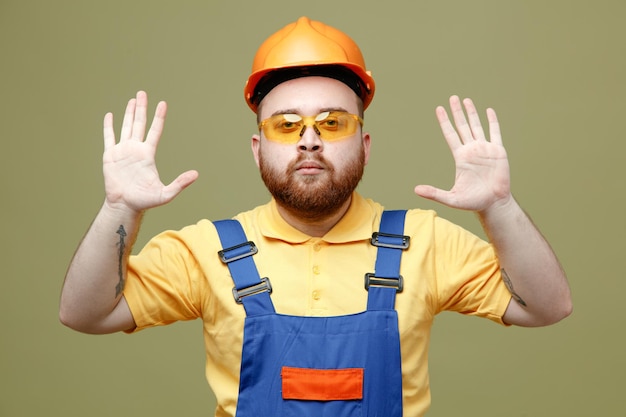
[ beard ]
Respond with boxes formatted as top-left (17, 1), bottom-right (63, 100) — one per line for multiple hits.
top-left (259, 145), bottom-right (366, 220)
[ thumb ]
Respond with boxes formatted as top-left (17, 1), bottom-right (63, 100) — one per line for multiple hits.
top-left (414, 184), bottom-right (454, 206)
top-left (161, 170), bottom-right (199, 202)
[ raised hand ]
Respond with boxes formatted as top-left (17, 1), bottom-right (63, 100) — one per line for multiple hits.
top-left (414, 95), bottom-right (511, 213)
top-left (102, 91), bottom-right (198, 213)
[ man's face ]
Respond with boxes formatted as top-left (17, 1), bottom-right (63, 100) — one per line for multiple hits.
top-left (251, 76), bottom-right (371, 220)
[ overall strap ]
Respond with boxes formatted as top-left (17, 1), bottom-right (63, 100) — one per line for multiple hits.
top-left (366, 210), bottom-right (410, 311)
top-left (213, 219), bottom-right (275, 316)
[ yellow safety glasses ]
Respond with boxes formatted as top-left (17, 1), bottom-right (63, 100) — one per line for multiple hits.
top-left (258, 111), bottom-right (363, 144)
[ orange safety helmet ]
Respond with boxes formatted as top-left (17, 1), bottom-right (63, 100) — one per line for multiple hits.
top-left (244, 16), bottom-right (375, 113)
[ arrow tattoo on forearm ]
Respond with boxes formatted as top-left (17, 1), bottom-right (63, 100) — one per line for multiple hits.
top-left (115, 225), bottom-right (127, 297)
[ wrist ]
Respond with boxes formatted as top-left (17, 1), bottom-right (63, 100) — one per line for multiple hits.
top-left (102, 198), bottom-right (145, 220)
top-left (477, 194), bottom-right (517, 223)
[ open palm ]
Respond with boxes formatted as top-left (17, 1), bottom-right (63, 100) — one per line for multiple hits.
top-left (102, 91), bottom-right (198, 212)
top-left (415, 96), bottom-right (511, 213)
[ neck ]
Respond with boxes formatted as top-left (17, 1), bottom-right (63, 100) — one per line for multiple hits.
top-left (275, 195), bottom-right (352, 237)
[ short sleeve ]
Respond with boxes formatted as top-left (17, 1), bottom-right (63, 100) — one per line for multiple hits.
top-left (124, 229), bottom-right (204, 332)
top-left (433, 217), bottom-right (512, 325)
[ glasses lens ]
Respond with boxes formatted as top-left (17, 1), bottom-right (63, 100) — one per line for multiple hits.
top-left (260, 111), bottom-right (361, 143)
top-left (261, 114), bottom-right (303, 143)
top-left (315, 111), bottom-right (359, 141)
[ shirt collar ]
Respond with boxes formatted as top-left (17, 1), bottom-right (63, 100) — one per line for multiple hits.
top-left (258, 192), bottom-right (375, 244)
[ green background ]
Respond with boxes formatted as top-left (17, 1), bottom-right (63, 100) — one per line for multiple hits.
top-left (1, 0), bottom-right (623, 415)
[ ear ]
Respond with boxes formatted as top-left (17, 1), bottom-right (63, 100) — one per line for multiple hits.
top-left (251, 134), bottom-right (261, 167)
top-left (362, 132), bottom-right (371, 165)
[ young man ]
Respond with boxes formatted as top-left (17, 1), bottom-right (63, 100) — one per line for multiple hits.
top-left (60, 16), bottom-right (572, 417)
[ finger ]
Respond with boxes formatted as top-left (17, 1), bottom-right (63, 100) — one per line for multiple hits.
top-left (131, 91), bottom-right (148, 141)
top-left (414, 184), bottom-right (457, 207)
top-left (449, 95), bottom-right (474, 143)
top-left (463, 98), bottom-right (486, 141)
top-left (145, 101), bottom-right (168, 147)
top-left (103, 112), bottom-right (116, 150)
top-left (161, 170), bottom-right (199, 203)
top-left (119, 98), bottom-right (136, 141)
top-left (487, 108), bottom-right (503, 146)
top-left (435, 105), bottom-right (462, 152)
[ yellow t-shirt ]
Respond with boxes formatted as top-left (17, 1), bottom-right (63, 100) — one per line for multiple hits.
top-left (125, 192), bottom-right (511, 417)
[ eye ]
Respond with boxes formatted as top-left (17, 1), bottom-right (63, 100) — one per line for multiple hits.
top-left (319, 118), bottom-right (338, 128)
top-left (279, 121), bottom-right (297, 130)
top-left (276, 114), bottom-right (302, 132)
top-left (317, 114), bottom-right (343, 131)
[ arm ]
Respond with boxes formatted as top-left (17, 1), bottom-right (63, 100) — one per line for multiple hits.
top-left (59, 91), bottom-right (198, 334)
top-left (414, 96), bottom-right (572, 327)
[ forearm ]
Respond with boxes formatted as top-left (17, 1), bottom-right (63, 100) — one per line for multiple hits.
top-left (478, 196), bottom-right (572, 326)
top-left (60, 202), bottom-right (142, 333)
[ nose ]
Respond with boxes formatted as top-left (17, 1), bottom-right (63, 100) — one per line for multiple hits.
top-left (297, 124), bottom-right (324, 152)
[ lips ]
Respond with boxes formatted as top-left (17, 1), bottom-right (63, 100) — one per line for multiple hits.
top-left (295, 159), bottom-right (325, 174)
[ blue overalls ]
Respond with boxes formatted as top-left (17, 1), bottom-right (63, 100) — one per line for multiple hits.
top-left (214, 210), bottom-right (409, 417)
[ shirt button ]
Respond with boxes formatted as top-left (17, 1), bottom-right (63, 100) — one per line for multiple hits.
top-left (312, 265), bottom-right (320, 275)
top-left (313, 243), bottom-right (322, 252)
top-left (312, 291), bottom-right (321, 300)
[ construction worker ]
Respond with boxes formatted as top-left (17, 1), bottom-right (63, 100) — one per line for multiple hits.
top-left (60, 16), bottom-right (572, 416)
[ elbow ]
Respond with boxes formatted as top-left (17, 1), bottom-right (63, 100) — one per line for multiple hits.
top-left (555, 296), bottom-right (574, 323)
top-left (538, 295), bottom-right (574, 327)
top-left (58, 289), bottom-right (101, 334)
top-left (508, 293), bottom-right (573, 327)
top-left (59, 296), bottom-right (79, 331)
top-left (59, 304), bottom-right (99, 334)
top-left (59, 313), bottom-right (79, 332)
top-left (551, 285), bottom-right (574, 324)
top-left (59, 298), bottom-right (135, 334)
top-left (533, 271), bottom-right (574, 326)
top-left (58, 306), bottom-right (87, 333)
top-left (59, 314), bottom-right (103, 335)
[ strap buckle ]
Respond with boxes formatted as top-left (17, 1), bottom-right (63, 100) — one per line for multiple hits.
top-left (364, 273), bottom-right (404, 292)
top-left (370, 232), bottom-right (410, 250)
top-left (232, 277), bottom-right (272, 304)
top-left (218, 241), bottom-right (258, 263)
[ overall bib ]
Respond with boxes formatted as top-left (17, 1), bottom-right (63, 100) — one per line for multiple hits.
top-left (214, 211), bottom-right (409, 417)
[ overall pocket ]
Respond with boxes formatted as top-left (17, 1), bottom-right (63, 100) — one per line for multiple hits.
top-left (281, 366), bottom-right (364, 417)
